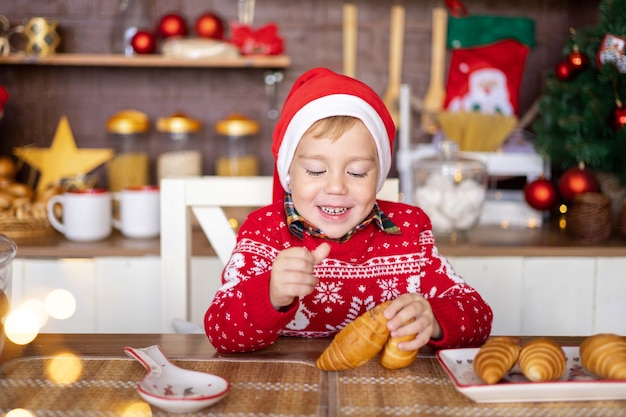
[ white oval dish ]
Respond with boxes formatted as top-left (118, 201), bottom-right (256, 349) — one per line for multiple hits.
top-left (125, 345), bottom-right (230, 413)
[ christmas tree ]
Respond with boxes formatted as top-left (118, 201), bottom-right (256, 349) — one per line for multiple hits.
top-left (533, 0), bottom-right (626, 186)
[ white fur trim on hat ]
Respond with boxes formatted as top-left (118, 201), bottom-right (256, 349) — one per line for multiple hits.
top-left (276, 94), bottom-right (391, 194)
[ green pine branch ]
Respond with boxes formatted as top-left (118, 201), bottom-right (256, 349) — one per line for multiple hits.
top-left (533, 0), bottom-right (626, 185)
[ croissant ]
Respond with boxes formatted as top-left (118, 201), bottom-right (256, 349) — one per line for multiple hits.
top-left (379, 329), bottom-right (418, 370)
top-left (316, 301), bottom-right (391, 371)
top-left (473, 337), bottom-right (521, 384)
top-left (580, 333), bottom-right (626, 380)
top-left (518, 337), bottom-right (566, 382)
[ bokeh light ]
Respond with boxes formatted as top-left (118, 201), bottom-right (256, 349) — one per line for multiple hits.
top-left (5, 308), bottom-right (39, 345)
top-left (122, 402), bottom-right (152, 417)
top-left (44, 289), bottom-right (76, 320)
top-left (6, 409), bottom-right (34, 417)
top-left (20, 298), bottom-right (49, 329)
top-left (45, 352), bottom-right (83, 385)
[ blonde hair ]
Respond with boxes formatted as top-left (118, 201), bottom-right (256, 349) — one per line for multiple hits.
top-left (303, 116), bottom-right (359, 141)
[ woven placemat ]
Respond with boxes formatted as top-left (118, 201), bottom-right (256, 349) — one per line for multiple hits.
top-left (336, 358), bottom-right (626, 417)
top-left (0, 357), bottom-right (322, 417)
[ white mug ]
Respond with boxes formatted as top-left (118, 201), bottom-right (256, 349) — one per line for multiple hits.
top-left (47, 189), bottom-right (112, 241)
top-left (113, 185), bottom-right (160, 238)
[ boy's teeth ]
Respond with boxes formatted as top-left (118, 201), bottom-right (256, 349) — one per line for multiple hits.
top-left (321, 206), bottom-right (347, 215)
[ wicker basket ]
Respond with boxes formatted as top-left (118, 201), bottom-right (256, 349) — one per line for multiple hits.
top-left (566, 192), bottom-right (613, 244)
top-left (0, 217), bottom-right (55, 239)
top-left (617, 199), bottom-right (626, 240)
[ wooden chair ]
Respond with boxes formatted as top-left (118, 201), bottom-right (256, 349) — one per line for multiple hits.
top-left (160, 176), bottom-right (400, 332)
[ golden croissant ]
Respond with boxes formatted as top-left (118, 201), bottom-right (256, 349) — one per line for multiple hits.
top-left (473, 337), bottom-right (521, 384)
top-left (379, 327), bottom-right (418, 370)
top-left (518, 337), bottom-right (566, 382)
top-left (316, 301), bottom-right (391, 371)
top-left (580, 333), bottom-right (626, 380)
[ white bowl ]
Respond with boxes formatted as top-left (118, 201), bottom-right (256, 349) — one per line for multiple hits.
top-left (125, 345), bottom-right (230, 413)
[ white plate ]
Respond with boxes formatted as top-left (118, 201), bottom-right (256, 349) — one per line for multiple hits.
top-left (436, 346), bottom-right (626, 403)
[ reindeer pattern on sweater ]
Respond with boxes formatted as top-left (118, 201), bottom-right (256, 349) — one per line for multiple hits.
top-left (205, 199), bottom-right (493, 353)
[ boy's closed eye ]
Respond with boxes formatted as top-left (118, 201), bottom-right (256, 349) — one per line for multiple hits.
top-left (306, 169), bottom-right (326, 177)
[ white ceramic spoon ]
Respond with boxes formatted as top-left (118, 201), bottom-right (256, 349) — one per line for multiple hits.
top-left (125, 345), bottom-right (230, 413)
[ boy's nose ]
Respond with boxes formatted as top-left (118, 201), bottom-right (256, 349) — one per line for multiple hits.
top-left (324, 173), bottom-right (348, 195)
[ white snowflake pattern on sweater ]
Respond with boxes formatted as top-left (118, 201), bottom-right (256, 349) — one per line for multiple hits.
top-left (205, 199), bottom-right (493, 353)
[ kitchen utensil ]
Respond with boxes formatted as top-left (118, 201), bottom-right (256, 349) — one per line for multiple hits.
top-left (382, 3), bottom-right (405, 126)
top-left (125, 345), bottom-right (230, 413)
top-left (265, 70), bottom-right (284, 120)
top-left (343, 1), bottom-right (358, 77)
top-left (420, 7), bottom-right (448, 135)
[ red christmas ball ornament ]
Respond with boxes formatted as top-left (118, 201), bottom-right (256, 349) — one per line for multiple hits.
top-left (131, 30), bottom-right (157, 54)
top-left (567, 48), bottom-right (589, 73)
top-left (612, 102), bottom-right (626, 130)
top-left (524, 177), bottom-right (558, 211)
top-left (554, 59), bottom-right (574, 81)
top-left (194, 12), bottom-right (225, 39)
top-left (158, 13), bottom-right (188, 38)
top-left (558, 165), bottom-right (599, 202)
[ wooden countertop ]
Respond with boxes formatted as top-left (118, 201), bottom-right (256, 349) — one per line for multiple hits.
top-left (0, 333), bottom-right (587, 364)
top-left (9, 221), bottom-right (626, 259)
top-left (6, 334), bottom-right (620, 417)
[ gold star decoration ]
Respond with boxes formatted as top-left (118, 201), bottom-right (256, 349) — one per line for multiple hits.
top-left (13, 115), bottom-right (113, 192)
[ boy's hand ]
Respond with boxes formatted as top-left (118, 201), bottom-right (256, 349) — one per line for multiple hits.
top-left (269, 243), bottom-right (330, 309)
top-left (383, 293), bottom-right (442, 351)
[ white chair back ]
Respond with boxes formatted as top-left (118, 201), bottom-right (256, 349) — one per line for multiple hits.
top-left (160, 176), bottom-right (399, 331)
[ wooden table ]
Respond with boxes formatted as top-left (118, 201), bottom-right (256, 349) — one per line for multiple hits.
top-left (0, 334), bottom-right (625, 417)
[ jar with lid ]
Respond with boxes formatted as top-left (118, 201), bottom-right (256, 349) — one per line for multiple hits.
top-left (106, 110), bottom-right (151, 192)
top-left (156, 113), bottom-right (203, 182)
top-left (0, 234), bottom-right (16, 356)
top-left (413, 141), bottom-right (488, 242)
top-left (215, 114), bottom-right (260, 176)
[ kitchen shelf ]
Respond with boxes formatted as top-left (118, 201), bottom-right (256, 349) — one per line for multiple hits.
top-left (0, 53), bottom-right (291, 68)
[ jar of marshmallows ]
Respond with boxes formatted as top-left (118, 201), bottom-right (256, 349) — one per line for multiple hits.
top-left (413, 141), bottom-right (488, 242)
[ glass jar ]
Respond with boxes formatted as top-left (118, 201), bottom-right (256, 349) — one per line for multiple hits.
top-left (0, 234), bottom-right (16, 355)
top-left (156, 113), bottom-right (203, 182)
top-left (110, 0), bottom-right (154, 56)
top-left (413, 141), bottom-right (488, 242)
top-left (106, 110), bottom-right (151, 192)
top-left (215, 114), bottom-right (260, 176)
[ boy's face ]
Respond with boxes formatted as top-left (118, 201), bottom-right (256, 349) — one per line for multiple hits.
top-left (288, 120), bottom-right (379, 239)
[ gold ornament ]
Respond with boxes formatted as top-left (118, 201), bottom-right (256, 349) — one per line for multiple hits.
top-left (13, 115), bottom-right (113, 192)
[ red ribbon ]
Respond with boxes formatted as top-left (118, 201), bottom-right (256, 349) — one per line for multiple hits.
top-left (444, 0), bottom-right (469, 17)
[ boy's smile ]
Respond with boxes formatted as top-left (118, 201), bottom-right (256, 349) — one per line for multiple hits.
top-left (288, 121), bottom-right (379, 239)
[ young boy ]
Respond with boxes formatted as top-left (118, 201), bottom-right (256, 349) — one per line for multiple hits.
top-left (205, 67), bottom-right (492, 353)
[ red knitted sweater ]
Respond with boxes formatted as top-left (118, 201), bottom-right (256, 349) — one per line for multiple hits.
top-left (205, 199), bottom-right (493, 353)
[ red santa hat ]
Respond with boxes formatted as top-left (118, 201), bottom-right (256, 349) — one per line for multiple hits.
top-left (271, 67), bottom-right (396, 202)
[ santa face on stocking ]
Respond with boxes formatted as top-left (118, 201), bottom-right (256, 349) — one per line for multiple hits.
top-left (447, 67), bottom-right (514, 116)
top-left (443, 39), bottom-right (530, 116)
